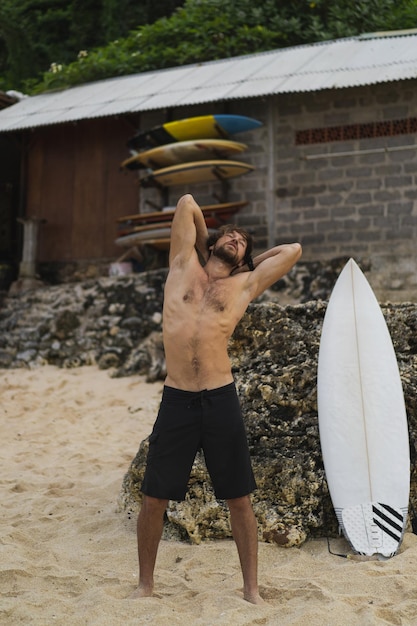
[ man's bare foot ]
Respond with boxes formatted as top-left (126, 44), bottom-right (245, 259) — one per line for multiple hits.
top-left (243, 589), bottom-right (266, 605)
top-left (129, 584), bottom-right (153, 599)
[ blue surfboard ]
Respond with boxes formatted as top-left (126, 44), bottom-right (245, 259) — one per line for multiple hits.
top-left (127, 114), bottom-right (262, 151)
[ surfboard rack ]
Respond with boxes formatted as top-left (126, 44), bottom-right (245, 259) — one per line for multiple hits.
top-left (214, 174), bottom-right (229, 204)
top-left (145, 199), bottom-right (163, 211)
top-left (118, 114), bottom-right (262, 258)
top-left (213, 123), bottom-right (229, 139)
top-left (138, 162), bottom-right (234, 204)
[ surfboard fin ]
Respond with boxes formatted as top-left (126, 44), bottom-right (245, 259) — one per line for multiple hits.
top-left (341, 502), bottom-right (407, 558)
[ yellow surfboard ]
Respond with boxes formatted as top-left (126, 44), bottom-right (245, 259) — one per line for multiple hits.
top-left (127, 114), bottom-right (262, 151)
top-left (122, 139), bottom-right (247, 170)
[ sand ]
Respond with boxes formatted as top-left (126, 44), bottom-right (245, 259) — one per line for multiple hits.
top-left (1, 365), bottom-right (417, 625)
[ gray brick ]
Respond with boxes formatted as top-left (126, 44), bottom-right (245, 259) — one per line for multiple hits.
top-left (385, 228), bottom-right (414, 240)
top-left (331, 206), bottom-right (357, 218)
top-left (404, 162), bottom-right (417, 174)
top-left (318, 194), bottom-right (344, 207)
top-left (387, 202), bottom-right (413, 215)
top-left (381, 104), bottom-right (409, 116)
top-left (300, 233), bottom-right (326, 245)
top-left (254, 237), bottom-right (268, 249)
top-left (356, 179), bottom-right (382, 190)
top-left (346, 167), bottom-right (373, 178)
top-left (330, 141), bottom-right (357, 153)
top-left (297, 220), bottom-right (315, 231)
top-left (291, 172), bottom-right (317, 185)
top-left (309, 245), bottom-right (338, 257)
top-left (374, 190), bottom-right (401, 202)
top-left (278, 211), bottom-right (302, 223)
top-left (340, 243), bottom-right (370, 255)
top-left (359, 205), bottom-right (385, 217)
top-left (318, 169), bottom-right (346, 182)
top-left (329, 156), bottom-right (357, 168)
top-left (319, 220), bottom-right (347, 231)
top-left (243, 189), bottom-right (267, 202)
top-left (302, 184), bottom-right (326, 195)
top-left (374, 216), bottom-right (400, 229)
top-left (332, 230), bottom-right (354, 242)
top-left (356, 230), bottom-right (382, 242)
top-left (240, 215), bottom-right (264, 227)
top-left (345, 192), bottom-right (372, 205)
top-left (292, 197), bottom-right (317, 209)
top-left (278, 160), bottom-right (301, 173)
top-left (358, 152), bottom-right (386, 165)
top-left (305, 208), bottom-right (330, 220)
top-left (390, 149), bottom-right (417, 163)
top-left (275, 187), bottom-right (301, 198)
top-left (376, 165), bottom-right (403, 177)
top-left (343, 218), bottom-right (371, 229)
top-left (385, 176), bottom-right (414, 188)
top-left (328, 181), bottom-right (354, 193)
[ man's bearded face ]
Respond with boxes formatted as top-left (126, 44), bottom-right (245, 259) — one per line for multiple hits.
top-left (212, 232), bottom-right (247, 267)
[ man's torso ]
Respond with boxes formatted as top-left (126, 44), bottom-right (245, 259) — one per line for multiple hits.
top-left (162, 256), bottom-right (251, 391)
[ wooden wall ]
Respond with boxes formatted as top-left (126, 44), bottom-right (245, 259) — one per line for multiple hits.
top-left (25, 117), bottom-right (139, 262)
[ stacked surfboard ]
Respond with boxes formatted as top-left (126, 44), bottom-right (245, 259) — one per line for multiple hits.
top-left (116, 114), bottom-right (262, 250)
top-left (317, 259), bottom-right (410, 558)
top-left (114, 201), bottom-right (248, 250)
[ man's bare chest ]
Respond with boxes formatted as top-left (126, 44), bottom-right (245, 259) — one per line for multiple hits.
top-left (181, 281), bottom-right (230, 314)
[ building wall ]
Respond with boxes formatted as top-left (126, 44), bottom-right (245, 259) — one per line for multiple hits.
top-left (21, 80), bottom-right (417, 300)
top-left (269, 82), bottom-right (417, 302)
top-left (136, 81), bottom-right (417, 301)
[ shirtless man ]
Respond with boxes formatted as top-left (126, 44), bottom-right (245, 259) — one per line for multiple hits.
top-left (132, 193), bottom-right (302, 604)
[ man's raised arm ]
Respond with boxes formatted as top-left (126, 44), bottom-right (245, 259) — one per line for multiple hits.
top-left (243, 242), bottom-right (302, 300)
top-left (169, 194), bottom-right (209, 265)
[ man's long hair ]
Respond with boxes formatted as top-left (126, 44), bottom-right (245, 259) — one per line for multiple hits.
top-left (206, 224), bottom-right (254, 266)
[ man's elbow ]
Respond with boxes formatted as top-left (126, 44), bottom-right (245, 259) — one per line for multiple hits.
top-left (290, 242), bottom-right (302, 261)
top-left (176, 194), bottom-right (195, 210)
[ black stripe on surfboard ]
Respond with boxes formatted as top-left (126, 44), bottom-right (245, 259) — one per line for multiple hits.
top-left (372, 505), bottom-right (403, 534)
top-left (373, 518), bottom-right (402, 543)
top-left (379, 503), bottom-right (404, 522)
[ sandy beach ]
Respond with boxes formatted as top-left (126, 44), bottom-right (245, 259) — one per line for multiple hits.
top-left (1, 364), bottom-right (417, 625)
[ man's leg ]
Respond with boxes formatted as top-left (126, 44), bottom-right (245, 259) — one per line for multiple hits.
top-left (131, 494), bottom-right (168, 598)
top-left (227, 495), bottom-right (264, 605)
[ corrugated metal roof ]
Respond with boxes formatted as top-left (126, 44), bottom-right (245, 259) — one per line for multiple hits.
top-left (0, 32), bottom-right (416, 132)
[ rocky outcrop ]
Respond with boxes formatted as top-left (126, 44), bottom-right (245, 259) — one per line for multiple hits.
top-left (0, 271), bottom-right (167, 375)
top-left (119, 299), bottom-right (417, 547)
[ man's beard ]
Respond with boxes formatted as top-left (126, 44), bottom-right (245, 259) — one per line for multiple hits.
top-left (212, 243), bottom-right (239, 267)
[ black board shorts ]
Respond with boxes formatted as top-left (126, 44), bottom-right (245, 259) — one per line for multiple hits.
top-left (141, 382), bottom-right (257, 501)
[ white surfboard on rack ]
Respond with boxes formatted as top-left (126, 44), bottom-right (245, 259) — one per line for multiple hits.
top-left (317, 258), bottom-right (410, 558)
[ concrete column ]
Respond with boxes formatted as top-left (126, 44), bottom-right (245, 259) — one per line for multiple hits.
top-left (17, 217), bottom-right (46, 278)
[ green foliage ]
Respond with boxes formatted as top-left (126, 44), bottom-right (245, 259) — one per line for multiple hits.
top-left (2, 0), bottom-right (417, 93)
top-left (0, 0), bottom-right (185, 90)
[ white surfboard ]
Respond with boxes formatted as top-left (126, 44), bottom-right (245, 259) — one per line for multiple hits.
top-left (115, 227), bottom-right (216, 248)
top-left (317, 258), bottom-right (410, 558)
top-left (121, 139), bottom-right (248, 170)
top-left (115, 227), bottom-right (172, 247)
